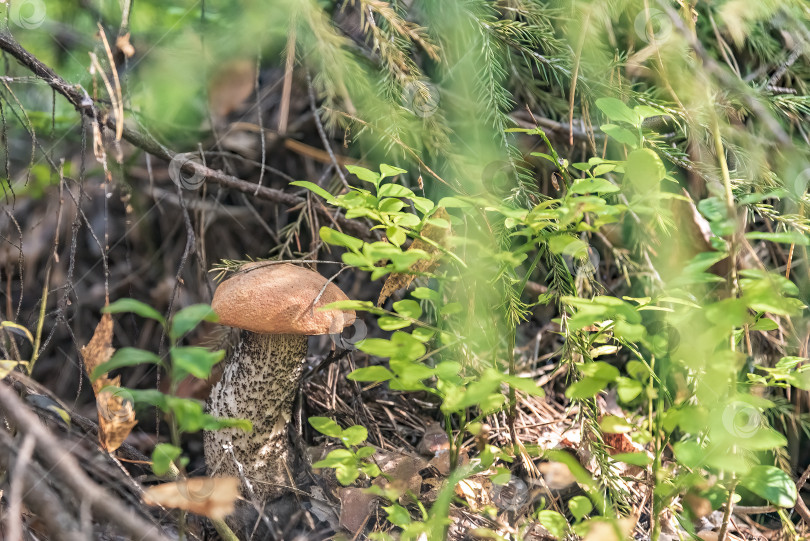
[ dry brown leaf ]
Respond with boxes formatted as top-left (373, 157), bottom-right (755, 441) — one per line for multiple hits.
top-left (378, 207), bottom-right (451, 306)
top-left (143, 477), bottom-right (240, 520)
top-left (80, 312), bottom-right (114, 394)
top-left (80, 312), bottom-right (137, 452)
top-left (96, 383), bottom-right (137, 452)
top-left (454, 476), bottom-right (491, 512)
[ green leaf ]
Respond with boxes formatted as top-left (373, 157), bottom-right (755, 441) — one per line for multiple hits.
top-left (440, 303), bottom-right (462, 316)
top-left (121, 388), bottom-right (169, 410)
top-left (346, 165), bottom-right (381, 187)
top-left (411, 196), bottom-right (435, 214)
top-left (634, 105), bottom-right (662, 120)
top-left (616, 377), bottom-right (643, 402)
top-left (601, 124), bottom-right (638, 147)
top-left (379, 198), bottom-right (405, 213)
top-left (625, 148), bottom-right (665, 190)
top-left (581, 361), bottom-right (620, 381)
top-left (379, 164), bottom-right (408, 179)
top-left (740, 466), bottom-right (797, 507)
top-left (393, 299), bottom-right (422, 319)
top-left (356, 446), bottom-right (376, 458)
top-left (335, 463), bottom-right (360, 485)
top-left (745, 231), bottom-right (809, 245)
top-left (320, 227), bottom-right (365, 252)
top-left (313, 448), bottom-right (354, 468)
top-left (152, 443), bottom-right (182, 476)
top-left (673, 441), bottom-right (704, 469)
top-left (358, 332), bottom-right (426, 362)
top-left (103, 298), bottom-right (166, 325)
top-left (378, 184), bottom-right (416, 199)
top-left (570, 177), bottom-right (619, 195)
top-left (309, 416), bottom-right (344, 438)
top-left (538, 510), bottom-right (567, 538)
top-left (600, 415), bottom-right (632, 434)
top-left (90, 348), bottom-right (163, 381)
top-left (568, 495), bottom-right (593, 521)
top-left (170, 304), bottom-right (218, 340)
top-left (411, 327), bottom-right (436, 342)
top-left (348, 366), bottom-right (394, 382)
top-left (386, 226), bottom-right (407, 247)
top-left (565, 377), bottom-right (610, 399)
top-left (378, 316), bottom-right (412, 331)
top-left (503, 374), bottom-right (545, 397)
top-left (626, 360), bottom-right (650, 381)
top-left (341, 425), bottom-right (368, 446)
top-left (383, 503), bottom-right (412, 527)
top-left (290, 180), bottom-right (338, 204)
top-left (170, 347), bottom-right (225, 382)
top-left (751, 317), bottom-right (778, 331)
top-left (437, 196), bottom-right (473, 208)
top-left (595, 97), bottom-right (639, 126)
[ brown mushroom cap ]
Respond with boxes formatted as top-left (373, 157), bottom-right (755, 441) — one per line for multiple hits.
top-left (212, 262), bottom-right (355, 335)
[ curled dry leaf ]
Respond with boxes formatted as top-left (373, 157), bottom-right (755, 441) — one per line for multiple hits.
top-left (143, 477), bottom-right (240, 520)
top-left (96, 383), bottom-right (137, 452)
top-left (454, 476), bottom-right (492, 512)
top-left (80, 311), bottom-right (137, 452)
top-left (80, 312), bottom-right (114, 392)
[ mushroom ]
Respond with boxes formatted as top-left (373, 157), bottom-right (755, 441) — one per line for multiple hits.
top-left (204, 262), bottom-right (354, 503)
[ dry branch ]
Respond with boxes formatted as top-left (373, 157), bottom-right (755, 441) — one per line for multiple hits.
top-left (0, 382), bottom-right (172, 541)
top-left (0, 31), bottom-right (375, 243)
top-left (0, 431), bottom-right (86, 541)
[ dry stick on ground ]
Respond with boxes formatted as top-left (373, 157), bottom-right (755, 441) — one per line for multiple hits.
top-left (0, 431), bottom-right (87, 541)
top-left (0, 382), bottom-right (172, 541)
top-left (0, 32), bottom-right (375, 243)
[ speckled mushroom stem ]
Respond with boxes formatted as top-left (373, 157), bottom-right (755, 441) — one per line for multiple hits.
top-left (204, 330), bottom-right (308, 502)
